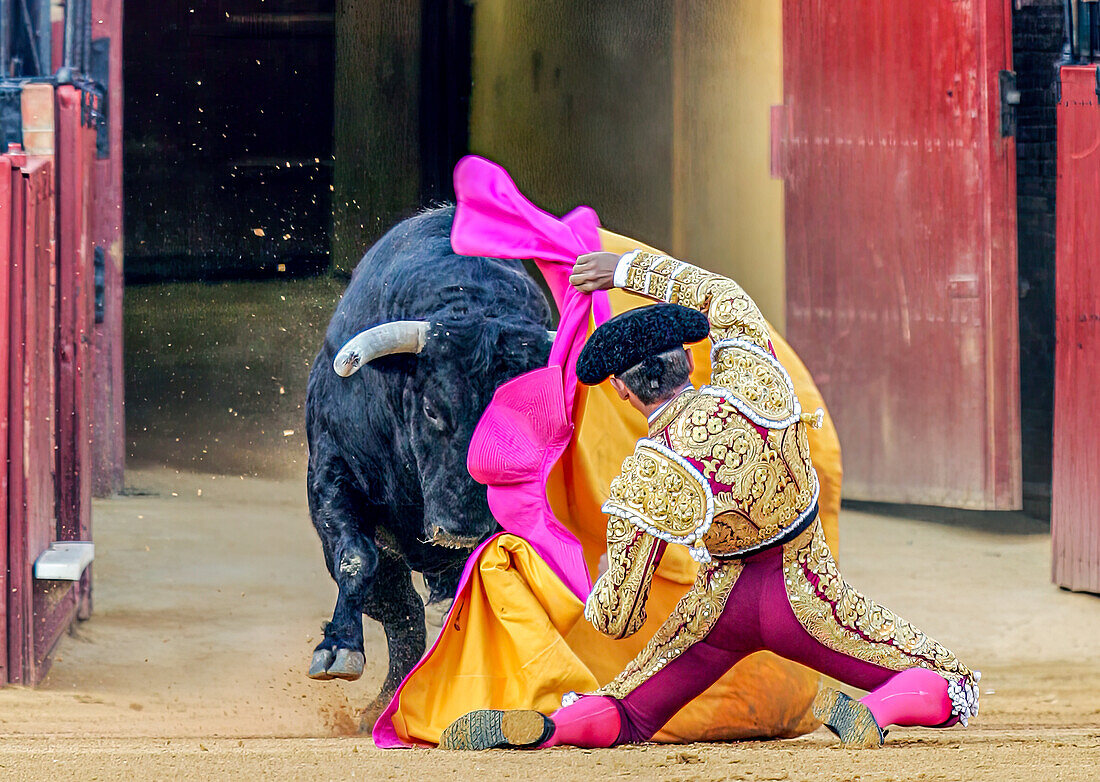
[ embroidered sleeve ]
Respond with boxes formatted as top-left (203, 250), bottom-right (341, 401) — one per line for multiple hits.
top-left (616, 250), bottom-right (771, 352)
top-left (584, 516), bottom-right (666, 639)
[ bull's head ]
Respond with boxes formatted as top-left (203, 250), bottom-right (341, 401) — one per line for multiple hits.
top-left (333, 317), bottom-right (550, 549)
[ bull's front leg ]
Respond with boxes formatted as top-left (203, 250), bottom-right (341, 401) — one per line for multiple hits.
top-left (308, 532), bottom-right (377, 682)
top-left (358, 546), bottom-right (426, 730)
top-left (307, 443), bottom-right (378, 682)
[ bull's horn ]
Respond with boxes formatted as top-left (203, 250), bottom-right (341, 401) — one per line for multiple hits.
top-left (333, 320), bottom-right (431, 377)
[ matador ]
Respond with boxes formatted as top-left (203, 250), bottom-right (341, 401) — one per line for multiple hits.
top-left (440, 249), bottom-right (979, 750)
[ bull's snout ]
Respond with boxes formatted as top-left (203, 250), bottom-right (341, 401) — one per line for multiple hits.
top-left (426, 525), bottom-right (485, 550)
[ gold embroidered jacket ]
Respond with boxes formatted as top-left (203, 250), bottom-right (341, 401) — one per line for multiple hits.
top-left (585, 251), bottom-right (820, 639)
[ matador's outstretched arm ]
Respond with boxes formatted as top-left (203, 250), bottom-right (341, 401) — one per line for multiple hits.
top-left (613, 250), bottom-right (772, 353)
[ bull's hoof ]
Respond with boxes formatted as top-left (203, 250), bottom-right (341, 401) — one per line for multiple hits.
top-left (328, 648), bottom-right (366, 681)
top-left (308, 649), bottom-right (336, 680)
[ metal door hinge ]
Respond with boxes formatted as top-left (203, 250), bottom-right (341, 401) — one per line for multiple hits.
top-left (90, 38), bottom-right (110, 158)
top-left (94, 245), bottom-right (105, 324)
top-left (1000, 70), bottom-right (1020, 137)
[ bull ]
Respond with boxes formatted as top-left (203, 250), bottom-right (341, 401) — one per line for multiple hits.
top-left (305, 206), bottom-right (552, 723)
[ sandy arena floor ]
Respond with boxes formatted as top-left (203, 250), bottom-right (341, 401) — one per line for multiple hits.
top-left (1, 466), bottom-right (1097, 780)
top-left (4, 279), bottom-right (1097, 779)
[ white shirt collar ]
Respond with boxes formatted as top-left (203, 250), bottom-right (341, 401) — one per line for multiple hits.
top-left (647, 383), bottom-right (696, 424)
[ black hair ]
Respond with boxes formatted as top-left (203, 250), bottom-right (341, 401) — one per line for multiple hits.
top-left (616, 347), bottom-right (691, 406)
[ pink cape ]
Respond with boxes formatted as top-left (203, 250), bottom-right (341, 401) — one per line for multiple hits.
top-left (372, 157), bottom-right (611, 747)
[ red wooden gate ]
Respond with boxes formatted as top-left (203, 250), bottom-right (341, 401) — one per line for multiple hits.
top-left (0, 5), bottom-right (114, 686)
top-left (2, 89), bottom-right (99, 684)
top-left (779, 0), bottom-right (1021, 509)
top-left (1052, 65), bottom-right (1100, 594)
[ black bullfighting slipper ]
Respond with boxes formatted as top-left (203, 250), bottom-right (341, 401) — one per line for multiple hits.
top-left (812, 687), bottom-right (885, 748)
top-left (438, 709), bottom-right (554, 750)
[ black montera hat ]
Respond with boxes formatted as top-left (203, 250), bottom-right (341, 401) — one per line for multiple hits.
top-left (576, 303), bottom-right (710, 385)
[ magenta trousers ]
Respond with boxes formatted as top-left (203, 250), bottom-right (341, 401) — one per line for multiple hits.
top-left (605, 544), bottom-right (899, 744)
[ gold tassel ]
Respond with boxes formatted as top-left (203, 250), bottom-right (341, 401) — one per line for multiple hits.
top-left (800, 408), bottom-right (824, 429)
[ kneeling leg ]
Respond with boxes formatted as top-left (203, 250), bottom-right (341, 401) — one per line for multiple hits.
top-left (767, 526), bottom-right (979, 744)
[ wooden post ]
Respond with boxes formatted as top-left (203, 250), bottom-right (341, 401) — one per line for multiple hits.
top-left (468, 1), bottom-right (675, 248)
top-left (54, 85), bottom-right (95, 545)
top-left (669, 0), bottom-right (787, 329)
top-left (1052, 65), bottom-right (1100, 594)
top-left (7, 154), bottom-right (59, 684)
top-left (90, 0), bottom-right (124, 498)
top-left (0, 154), bottom-right (12, 683)
top-left (332, 0), bottom-right (422, 274)
top-left (20, 85), bottom-right (55, 158)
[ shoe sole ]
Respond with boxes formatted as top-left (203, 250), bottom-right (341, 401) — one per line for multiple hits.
top-left (812, 688), bottom-right (884, 748)
top-left (438, 709), bottom-right (552, 750)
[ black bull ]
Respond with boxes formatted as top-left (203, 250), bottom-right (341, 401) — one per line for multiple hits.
top-left (305, 206), bottom-right (553, 722)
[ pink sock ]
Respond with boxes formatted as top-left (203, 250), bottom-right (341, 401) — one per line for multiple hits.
top-left (541, 696), bottom-right (622, 748)
top-left (860, 668), bottom-right (954, 728)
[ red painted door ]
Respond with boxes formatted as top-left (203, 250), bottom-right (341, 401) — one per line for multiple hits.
top-left (780, 0), bottom-right (1020, 509)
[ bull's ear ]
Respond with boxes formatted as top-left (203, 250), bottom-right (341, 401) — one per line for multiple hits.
top-left (333, 321), bottom-right (431, 377)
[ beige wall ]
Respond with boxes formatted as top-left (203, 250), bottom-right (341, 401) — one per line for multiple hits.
top-left (470, 0), bottom-right (786, 329)
top-left (672, 1), bottom-right (786, 329)
top-left (470, 1), bottom-right (676, 252)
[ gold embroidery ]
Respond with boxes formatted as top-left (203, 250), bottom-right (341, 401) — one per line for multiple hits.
top-left (585, 518), bottom-right (664, 639)
top-left (663, 393), bottom-right (818, 557)
top-left (647, 387), bottom-right (698, 436)
top-left (705, 511), bottom-right (772, 553)
top-left (782, 520), bottom-right (973, 681)
top-left (710, 344), bottom-right (799, 427)
top-left (595, 558), bottom-right (744, 699)
top-left (603, 441), bottom-right (711, 540)
top-left (620, 251), bottom-right (799, 430)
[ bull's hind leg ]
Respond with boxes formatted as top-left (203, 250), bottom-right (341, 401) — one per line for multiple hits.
top-left (358, 547), bottom-right (426, 731)
top-left (307, 443), bottom-right (376, 682)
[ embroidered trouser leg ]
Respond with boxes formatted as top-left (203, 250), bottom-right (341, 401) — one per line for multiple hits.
top-left (603, 543), bottom-right (900, 743)
top-left (590, 556), bottom-right (748, 743)
top-left (563, 520), bottom-right (975, 745)
top-left (779, 520), bottom-right (977, 723)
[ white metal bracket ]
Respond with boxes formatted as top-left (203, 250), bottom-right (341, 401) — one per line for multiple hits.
top-left (33, 541), bottom-right (95, 581)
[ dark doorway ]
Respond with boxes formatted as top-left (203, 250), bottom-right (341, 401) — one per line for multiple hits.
top-left (1012, 1), bottom-right (1063, 519)
top-left (123, 1), bottom-right (336, 282)
top-left (419, 0), bottom-right (473, 205)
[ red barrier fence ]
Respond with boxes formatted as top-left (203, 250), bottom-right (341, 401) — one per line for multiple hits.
top-left (6, 150), bottom-right (60, 684)
top-left (1052, 65), bottom-right (1100, 594)
top-left (1, 84), bottom-right (98, 684)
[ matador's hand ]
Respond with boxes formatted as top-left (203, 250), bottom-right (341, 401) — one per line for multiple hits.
top-left (570, 251), bottom-right (620, 293)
